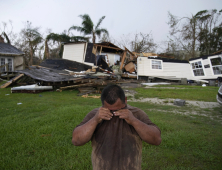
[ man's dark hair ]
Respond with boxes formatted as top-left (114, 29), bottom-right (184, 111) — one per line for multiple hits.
top-left (101, 84), bottom-right (125, 105)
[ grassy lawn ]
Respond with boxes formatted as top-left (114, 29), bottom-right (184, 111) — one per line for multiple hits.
top-left (0, 84), bottom-right (221, 170)
top-left (134, 85), bottom-right (219, 102)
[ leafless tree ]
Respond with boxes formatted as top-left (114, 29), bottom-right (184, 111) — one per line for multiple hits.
top-left (167, 12), bottom-right (200, 58)
top-left (114, 32), bottom-right (157, 53)
top-left (15, 21), bottom-right (43, 66)
top-left (0, 20), bottom-right (18, 44)
top-left (167, 9), bottom-right (222, 58)
top-left (130, 32), bottom-right (157, 53)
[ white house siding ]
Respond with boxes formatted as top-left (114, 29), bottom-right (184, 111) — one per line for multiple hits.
top-left (207, 55), bottom-right (222, 78)
top-left (63, 43), bottom-right (86, 63)
top-left (14, 56), bottom-right (24, 70)
top-left (99, 53), bottom-right (120, 66)
top-left (189, 55), bottom-right (222, 80)
top-left (202, 58), bottom-right (212, 77)
top-left (137, 57), bottom-right (193, 79)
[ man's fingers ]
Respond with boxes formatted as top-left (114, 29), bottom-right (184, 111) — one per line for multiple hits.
top-left (100, 108), bottom-right (113, 117)
top-left (113, 109), bottom-right (127, 116)
top-left (98, 108), bottom-right (113, 121)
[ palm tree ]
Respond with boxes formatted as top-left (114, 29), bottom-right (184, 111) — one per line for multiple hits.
top-left (44, 32), bottom-right (89, 59)
top-left (69, 14), bottom-right (109, 43)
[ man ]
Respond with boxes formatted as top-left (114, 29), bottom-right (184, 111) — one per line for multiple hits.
top-left (72, 84), bottom-right (161, 170)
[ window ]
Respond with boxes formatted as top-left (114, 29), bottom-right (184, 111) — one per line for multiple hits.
top-left (151, 60), bottom-right (162, 69)
top-left (0, 58), bottom-right (13, 72)
top-left (1, 58), bottom-right (5, 72)
top-left (191, 61), bottom-right (205, 76)
top-left (7, 58), bottom-right (12, 71)
top-left (210, 56), bottom-right (222, 75)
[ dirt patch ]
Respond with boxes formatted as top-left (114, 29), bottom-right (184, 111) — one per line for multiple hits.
top-left (124, 89), bottom-right (221, 109)
top-left (124, 89), bottom-right (222, 124)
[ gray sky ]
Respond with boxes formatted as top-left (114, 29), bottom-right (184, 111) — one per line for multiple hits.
top-left (0, 0), bottom-right (222, 52)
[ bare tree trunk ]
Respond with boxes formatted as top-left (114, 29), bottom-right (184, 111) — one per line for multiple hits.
top-left (93, 32), bottom-right (96, 43)
top-left (29, 45), bottom-right (34, 66)
top-left (192, 20), bottom-right (196, 58)
top-left (44, 39), bottom-right (50, 59)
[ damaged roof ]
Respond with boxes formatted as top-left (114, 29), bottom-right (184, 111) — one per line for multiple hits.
top-left (94, 42), bottom-right (124, 53)
top-left (40, 59), bottom-right (92, 72)
top-left (0, 43), bottom-right (24, 56)
top-left (16, 66), bottom-right (85, 82)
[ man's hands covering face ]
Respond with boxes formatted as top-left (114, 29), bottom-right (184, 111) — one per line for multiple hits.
top-left (95, 107), bottom-right (113, 123)
top-left (95, 107), bottom-right (136, 125)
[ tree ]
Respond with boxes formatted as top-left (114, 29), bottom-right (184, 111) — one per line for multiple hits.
top-left (167, 9), bottom-right (222, 59)
top-left (130, 32), bottom-right (157, 53)
top-left (195, 9), bottom-right (222, 55)
top-left (114, 32), bottom-right (157, 53)
top-left (0, 20), bottom-right (17, 44)
top-left (69, 14), bottom-right (109, 43)
top-left (167, 12), bottom-right (199, 58)
top-left (16, 21), bottom-right (43, 66)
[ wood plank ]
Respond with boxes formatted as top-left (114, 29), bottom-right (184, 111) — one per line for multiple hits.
top-left (124, 46), bottom-right (136, 57)
top-left (124, 62), bottom-right (135, 73)
top-left (60, 83), bottom-right (94, 90)
top-left (0, 74), bottom-right (24, 88)
top-left (94, 44), bottom-right (122, 51)
top-left (120, 51), bottom-right (127, 70)
top-left (99, 46), bottom-right (103, 55)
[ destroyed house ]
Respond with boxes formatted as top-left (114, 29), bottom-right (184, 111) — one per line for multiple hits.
top-left (0, 42), bottom-right (24, 73)
top-left (137, 53), bottom-right (222, 82)
top-left (189, 53), bottom-right (222, 80)
top-left (137, 56), bottom-right (192, 81)
top-left (62, 42), bottom-right (124, 67)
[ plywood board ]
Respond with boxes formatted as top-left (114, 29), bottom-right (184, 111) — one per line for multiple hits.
top-left (124, 62), bottom-right (135, 73)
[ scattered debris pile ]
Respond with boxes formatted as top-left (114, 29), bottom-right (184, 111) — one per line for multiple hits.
top-left (0, 60), bottom-right (126, 94)
top-left (0, 43), bottom-right (145, 94)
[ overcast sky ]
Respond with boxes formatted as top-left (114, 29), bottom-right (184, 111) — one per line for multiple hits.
top-left (0, 0), bottom-right (222, 52)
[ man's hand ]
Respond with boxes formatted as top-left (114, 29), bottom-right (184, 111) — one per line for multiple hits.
top-left (113, 109), bottom-right (136, 125)
top-left (94, 107), bottom-right (113, 123)
top-left (114, 109), bottom-right (161, 145)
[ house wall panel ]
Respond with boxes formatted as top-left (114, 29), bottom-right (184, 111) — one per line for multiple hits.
top-left (100, 52), bottom-right (117, 66)
top-left (14, 56), bottom-right (24, 70)
top-left (137, 57), bottom-right (193, 79)
top-left (189, 55), bottom-right (222, 80)
top-left (63, 43), bottom-right (85, 63)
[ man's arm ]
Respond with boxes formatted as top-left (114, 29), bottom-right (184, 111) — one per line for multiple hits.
top-left (72, 107), bottom-right (113, 146)
top-left (114, 109), bottom-right (161, 145)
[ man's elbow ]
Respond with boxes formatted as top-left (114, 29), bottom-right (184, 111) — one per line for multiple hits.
top-left (154, 136), bottom-right (162, 146)
top-left (72, 138), bottom-right (83, 146)
top-left (144, 135), bottom-right (162, 146)
top-left (72, 136), bottom-right (89, 146)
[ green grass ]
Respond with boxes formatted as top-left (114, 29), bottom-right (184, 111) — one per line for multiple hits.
top-left (134, 85), bottom-right (219, 102)
top-left (0, 85), bottom-right (222, 170)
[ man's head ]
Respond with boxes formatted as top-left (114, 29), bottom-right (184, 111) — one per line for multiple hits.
top-left (101, 84), bottom-right (126, 106)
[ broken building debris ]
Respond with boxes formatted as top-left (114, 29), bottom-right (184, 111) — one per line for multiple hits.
top-left (1, 41), bottom-right (221, 95)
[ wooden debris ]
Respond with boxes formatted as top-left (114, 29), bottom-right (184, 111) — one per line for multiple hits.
top-left (60, 82), bottom-right (94, 91)
top-left (78, 90), bottom-right (97, 96)
top-left (121, 73), bottom-right (137, 79)
top-left (0, 74), bottom-right (24, 88)
top-left (82, 94), bottom-right (100, 98)
top-left (120, 51), bottom-right (127, 70)
top-left (78, 87), bottom-right (95, 93)
top-left (124, 62), bottom-right (135, 73)
top-left (99, 67), bottom-right (113, 74)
